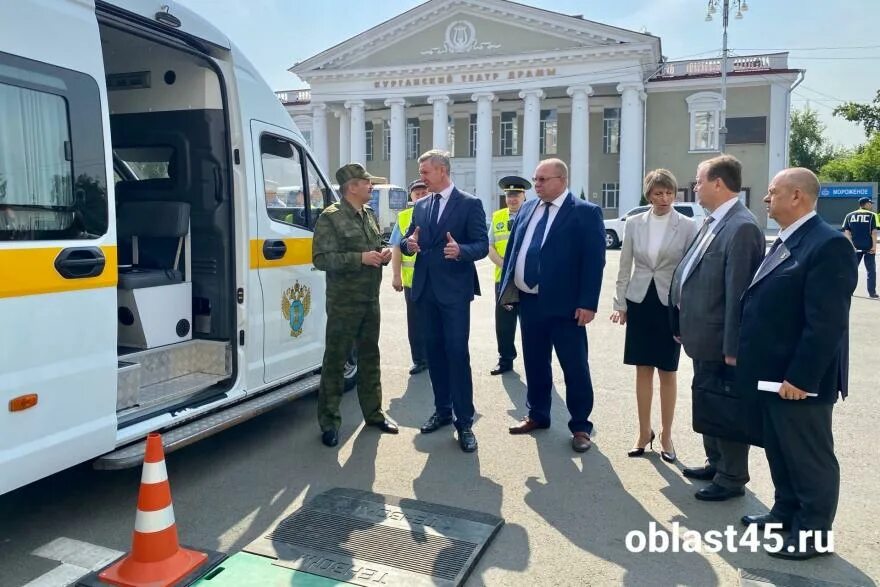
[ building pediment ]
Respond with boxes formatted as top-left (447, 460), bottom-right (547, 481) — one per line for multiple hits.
top-left (291, 0), bottom-right (660, 79)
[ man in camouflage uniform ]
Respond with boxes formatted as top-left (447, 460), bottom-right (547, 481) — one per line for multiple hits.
top-left (312, 163), bottom-right (399, 447)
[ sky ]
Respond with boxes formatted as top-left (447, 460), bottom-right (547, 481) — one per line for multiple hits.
top-left (176, 0), bottom-right (878, 148)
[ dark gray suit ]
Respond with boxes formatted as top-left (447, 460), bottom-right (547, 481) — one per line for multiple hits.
top-left (670, 199), bottom-right (765, 490)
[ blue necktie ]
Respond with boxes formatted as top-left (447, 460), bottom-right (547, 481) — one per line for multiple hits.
top-left (429, 194), bottom-right (441, 226)
top-left (523, 203), bottom-right (549, 289)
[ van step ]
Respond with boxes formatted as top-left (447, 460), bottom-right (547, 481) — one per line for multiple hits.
top-left (95, 374), bottom-right (321, 470)
top-left (119, 339), bottom-right (230, 387)
top-left (135, 371), bottom-right (228, 411)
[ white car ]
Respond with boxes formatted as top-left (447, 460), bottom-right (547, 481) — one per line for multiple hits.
top-left (604, 203), bottom-right (707, 249)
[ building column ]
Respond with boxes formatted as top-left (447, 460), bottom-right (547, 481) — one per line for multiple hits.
top-left (767, 83), bottom-right (789, 229)
top-left (427, 95), bottom-right (450, 152)
top-left (346, 100), bottom-right (366, 165)
top-left (617, 83), bottom-right (646, 214)
top-left (384, 98), bottom-right (406, 189)
top-left (311, 103), bottom-right (328, 172)
top-left (335, 107), bottom-right (350, 168)
top-left (519, 89), bottom-right (544, 199)
top-left (566, 86), bottom-right (592, 200)
top-left (472, 91), bottom-right (496, 214)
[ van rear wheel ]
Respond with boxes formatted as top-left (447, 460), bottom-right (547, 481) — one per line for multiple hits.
top-left (605, 230), bottom-right (620, 249)
top-left (343, 347), bottom-right (358, 392)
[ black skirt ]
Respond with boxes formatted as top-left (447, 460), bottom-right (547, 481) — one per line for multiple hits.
top-left (623, 280), bottom-right (682, 372)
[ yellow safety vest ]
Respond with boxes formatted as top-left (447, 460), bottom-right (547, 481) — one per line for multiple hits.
top-left (491, 208), bottom-right (512, 283)
top-left (397, 207), bottom-right (416, 288)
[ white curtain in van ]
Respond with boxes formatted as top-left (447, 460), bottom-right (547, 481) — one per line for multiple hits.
top-left (0, 82), bottom-right (71, 208)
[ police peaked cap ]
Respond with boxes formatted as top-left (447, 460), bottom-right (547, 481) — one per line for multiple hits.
top-left (498, 175), bottom-right (531, 193)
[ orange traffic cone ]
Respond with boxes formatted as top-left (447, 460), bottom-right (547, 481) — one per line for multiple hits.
top-left (98, 433), bottom-right (209, 587)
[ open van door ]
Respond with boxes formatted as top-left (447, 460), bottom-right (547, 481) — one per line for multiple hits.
top-left (0, 3), bottom-right (117, 494)
top-left (251, 121), bottom-right (330, 383)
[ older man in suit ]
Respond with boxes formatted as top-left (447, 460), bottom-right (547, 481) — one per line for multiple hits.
top-left (498, 158), bottom-right (606, 452)
top-left (670, 154), bottom-right (765, 501)
top-left (400, 150), bottom-right (488, 452)
top-left (738, 168), bottom-right (857, 559)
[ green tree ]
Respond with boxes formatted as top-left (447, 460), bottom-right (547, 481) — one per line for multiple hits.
top-left (833, 89), bottom-right (880, 137)
top-left (820, 133), bottom-right (880, 183)
top-left (789, 108), bottom-right (834, 172)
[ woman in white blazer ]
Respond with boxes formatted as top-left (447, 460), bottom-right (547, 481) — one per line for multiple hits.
top-left (610, 169), bottom-right (699, 462)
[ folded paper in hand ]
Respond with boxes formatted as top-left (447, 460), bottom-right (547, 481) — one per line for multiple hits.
top-left (758, 380), bottom-right (818, 398)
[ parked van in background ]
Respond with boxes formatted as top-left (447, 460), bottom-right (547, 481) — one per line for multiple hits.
top-left (0, 0), bottom-right (354, 495)
top-left (369, 184), bottom-right (408, 238)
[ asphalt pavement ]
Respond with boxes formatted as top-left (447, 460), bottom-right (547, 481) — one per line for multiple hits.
top-left (1, 252), bottom-right (878, 586)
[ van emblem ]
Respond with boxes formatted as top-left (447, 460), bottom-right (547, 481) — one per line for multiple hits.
top-left (282, 282), bottom-right (312, 337)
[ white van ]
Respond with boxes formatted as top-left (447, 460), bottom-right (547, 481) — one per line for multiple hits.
top-left (0, 0), bottom-right (354, 495)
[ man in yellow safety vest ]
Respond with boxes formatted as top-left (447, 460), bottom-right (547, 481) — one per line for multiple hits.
top-left (391, 179), bottom-right (430, 374)
top-left (488, 175), bottom-right (531, 375)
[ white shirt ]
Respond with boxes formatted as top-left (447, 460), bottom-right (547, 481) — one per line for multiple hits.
top-left (678, 196), bottom-right (740, 289)
top-left (430, 183), bottom-right (456, 223)
top-left (778, 210), bottom-right (817, 242)
top-left (514, 192), bottom-right (569, 293)
top-left (647, 211), bottom-right (671, 267)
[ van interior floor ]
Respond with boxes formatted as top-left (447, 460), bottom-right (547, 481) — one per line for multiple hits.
top-left (117, 339), bottom-right (231, 415)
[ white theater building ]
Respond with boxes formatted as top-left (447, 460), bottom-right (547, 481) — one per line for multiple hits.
top-left (280, 0), bottom-right (801, 225)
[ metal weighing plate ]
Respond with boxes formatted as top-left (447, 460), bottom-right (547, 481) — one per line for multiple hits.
top-left (243, 488), bottom-right (504, 587)
top-left (740, 568), bottom-right (857, 587)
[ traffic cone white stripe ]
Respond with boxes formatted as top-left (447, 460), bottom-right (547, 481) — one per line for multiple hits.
top-left (134, 504), bottom-right (176, 533)
top-left (140, 460), bottom-right (168, 484)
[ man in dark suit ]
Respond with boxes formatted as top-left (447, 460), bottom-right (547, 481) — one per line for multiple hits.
top-left (400, 150), bottom-right (488, 452)
top-left (498, 158), bottom-right (606, 453)
top-left (739, 168), bottom-right (857, 559)
top-left (669, 155), bottom-right (764, 501)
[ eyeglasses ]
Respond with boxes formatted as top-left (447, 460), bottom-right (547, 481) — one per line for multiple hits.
top-left (532, 176), bottom-right (562, 183)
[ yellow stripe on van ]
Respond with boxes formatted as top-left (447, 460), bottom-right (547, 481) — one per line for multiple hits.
top-left (0, 246), bottom-right (117, 298)
top-left (249, 238), bottom-right (313, 269)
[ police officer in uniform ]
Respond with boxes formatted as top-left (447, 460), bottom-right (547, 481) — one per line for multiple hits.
top-left (390, 179), bottom-right (430, 374)
top-left (488, 176), bottom-right (530, 375)
top-left (842, 196), bottom-right (879, 298)
top-left (312, 163), bottom-right (399, 447)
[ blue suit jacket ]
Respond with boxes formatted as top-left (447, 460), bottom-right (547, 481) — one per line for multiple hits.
top-left (498, 193), bottom-right (606, 317)
top-left (399, 186), bottom-right (489, 305)
top-left (738, 215), bottom-right (857, 403)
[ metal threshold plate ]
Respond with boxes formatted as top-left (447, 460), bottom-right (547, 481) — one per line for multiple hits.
top-left (740, 568), bottom-right (855, 587)
top-left (243, 488), bottom-right (504, 587)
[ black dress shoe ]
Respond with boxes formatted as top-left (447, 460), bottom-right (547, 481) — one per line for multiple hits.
top-left (321, 429), bottom-right (339, 447)
top-left (682, 465), bottom-right (717, 481)
top-left (369, 417), bottom-right (399, 434)
top-left (741, 513), bottom-right (790, 531)
top-left (420, 413), bottom-right (453, 433)
top-left (408, 363), bottom-right (428, 375)
top-left (768, 533), bottom-right (832, 560)
top-left (458, 428), bottom-right (478, 452)
top-left (489, 363), bottom-right (512, 376)
top-left (694, 482), bottom-right (745, 501)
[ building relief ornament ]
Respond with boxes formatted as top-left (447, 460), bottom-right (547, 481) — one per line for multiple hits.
top-left (421, 20), bottom-right (501, 56)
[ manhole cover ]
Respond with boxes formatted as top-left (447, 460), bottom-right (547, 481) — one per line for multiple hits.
top-left (244, 488), bottom-right (504, 586)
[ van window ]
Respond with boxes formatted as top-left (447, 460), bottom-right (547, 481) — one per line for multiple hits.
top-left (674, 205), bottom-right (695, 217)
top-left (389, 188), bottom-right (408, 210)
top-left (304, 156), bottom-right (333, 231)
top-left (0, 53), bottom-right (107, 240)
top-left (260, 134), bottom-right (308, 228)
top-left (115, 147), bottom-right (174, 180)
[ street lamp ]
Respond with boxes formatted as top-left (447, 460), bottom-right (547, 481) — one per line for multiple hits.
top-left (705, 0), bottom-right (749, 153)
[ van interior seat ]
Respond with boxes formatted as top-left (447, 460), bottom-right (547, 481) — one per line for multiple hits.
top-left (117, 201), bottom-right (190, 289)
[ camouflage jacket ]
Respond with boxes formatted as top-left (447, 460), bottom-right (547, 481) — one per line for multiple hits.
top-left (312, 197), bottom-right (383, 303)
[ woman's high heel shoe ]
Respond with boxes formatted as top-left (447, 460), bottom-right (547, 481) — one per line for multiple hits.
top-left (660, 439), bottom-right (677, 463)
top-left (627, 430), bottom-right (655, 457)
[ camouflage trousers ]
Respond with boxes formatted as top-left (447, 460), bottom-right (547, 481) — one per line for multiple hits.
top-left (317, 299), bottom-right (384, 432)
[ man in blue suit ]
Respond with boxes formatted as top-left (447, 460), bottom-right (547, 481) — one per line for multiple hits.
top-left (498, 158), bottom-right (606, 452)
top-left (400, 150), bottom-right (489, 452)
top-left (738, 168), bottom-right (857, 559)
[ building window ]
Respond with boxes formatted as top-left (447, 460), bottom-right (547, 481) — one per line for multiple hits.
top-left (447, 115), bottom-right (455, 157)
top-left (382, 121), bottom-right (391, 161)
top-left (602, 182), bottom-right (620, 209)
top-left (406, 118), bottom-right (420, 160)
top-left (539, 109), bottom-right (558, 155)
top-left (468, 114), bottom-right (477, 158)
top-left (686, 92), bottom-right (722, 152)
top-left (365, 122), bottom-right (374, 162)
top-left (603, 108), bottom-right (620, 154)
top-left (499, 111), bottom-right (518, 156)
